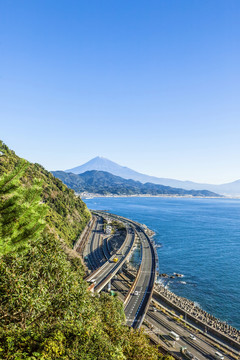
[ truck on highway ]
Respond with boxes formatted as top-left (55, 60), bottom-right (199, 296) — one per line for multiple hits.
top-left (180, 347), bottom-right (199, 360)
top-left (169, 331), bottom-right (180, 341)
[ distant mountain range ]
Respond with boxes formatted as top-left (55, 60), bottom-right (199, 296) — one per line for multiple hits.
top-left (65, 157), bottom-right (240, 196)
top-left (52, 170), bottom-right (220, 197)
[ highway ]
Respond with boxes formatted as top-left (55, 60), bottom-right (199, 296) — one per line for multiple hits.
top-left (94, 226), bottom-right (134, 292)
top-left (83, 211), bottom-right (156, 326)
top-left (146, 304), bottom-right (237, 360)
top-left (81, 212), bottom-right (239, 359)
top-left (84, 215), bottom-right (136, 293)
top-left (110, 271), bottom-right (237, 360)
top-left (124, 226), bottom-right (156, 328)
top-left (90, 211), bottom-right (156, 329)
top-left (83, 216), bottom-right (106, 270)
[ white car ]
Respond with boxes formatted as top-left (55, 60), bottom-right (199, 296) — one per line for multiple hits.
top-left (214, 352), bottom-right (224, 360)
top-left (189, 334), bottom-right (196, 340)
top-left (134, 290), bottom-right (139, 296)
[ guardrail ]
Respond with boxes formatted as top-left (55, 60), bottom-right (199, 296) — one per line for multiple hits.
top-left (152, 242), bottom-right (159, 274)
top-left (102, 236), bottom-right (111, 260)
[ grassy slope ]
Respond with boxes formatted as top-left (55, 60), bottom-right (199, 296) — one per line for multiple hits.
top-left (0, 141), bottom-right (90, 246)
top-left (0, 141), bottom-right (164, 360)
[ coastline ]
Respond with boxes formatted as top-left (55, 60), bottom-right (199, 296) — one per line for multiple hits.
top-left (79, 193), bottom-right (233, 199)
top-left (87, 201), bottom-right (240, 334)
top-left (154, 282), bottom-right (240, 344)
top-left (122, 219), bottom-right (240, 349)
top-left (138, 221), bottom-right (240, 344)
top-left (143, 220), bottom-right (240, 340)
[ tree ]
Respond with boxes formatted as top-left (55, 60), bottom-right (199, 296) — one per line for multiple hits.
top-left (0, 159), bottom-right (47, 255)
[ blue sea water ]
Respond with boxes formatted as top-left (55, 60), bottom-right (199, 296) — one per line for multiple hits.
top-left (84, 197), bottom-right (240, 329)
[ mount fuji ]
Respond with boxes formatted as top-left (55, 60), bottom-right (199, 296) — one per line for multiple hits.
top-left (65, 157), bottom-right (240, 196)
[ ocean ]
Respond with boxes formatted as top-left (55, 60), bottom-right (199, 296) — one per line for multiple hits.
top-left (84, 197), bottom-right (240, 330)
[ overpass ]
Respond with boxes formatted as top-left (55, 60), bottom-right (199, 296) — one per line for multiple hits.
top-left (84, 216), bottom-right (136, 293)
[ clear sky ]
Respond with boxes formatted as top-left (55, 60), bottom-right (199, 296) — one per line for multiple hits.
top-left (0, 1), bottom-right (239, 184)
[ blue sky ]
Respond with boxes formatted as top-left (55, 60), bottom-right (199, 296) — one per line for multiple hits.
top-left (0, 1), bottom-right (239, 184)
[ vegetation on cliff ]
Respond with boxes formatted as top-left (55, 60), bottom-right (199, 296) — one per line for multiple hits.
top-left (0, 141), bottom-right (90, 247)
top-left (0, 141), bottom-right (168, 359)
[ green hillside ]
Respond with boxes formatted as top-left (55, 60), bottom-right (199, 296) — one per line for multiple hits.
top-left (52, 170), bottom-right (221, 197)
top-left (0, 141), bottom-right (165, 360)
top-left (0, 141), bottom-right (91, 247)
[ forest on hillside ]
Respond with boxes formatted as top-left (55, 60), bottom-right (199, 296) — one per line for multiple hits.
top-left (0, 141), bottom-right (169, 360)
top-left (53, 170), bottom-right (220, 197)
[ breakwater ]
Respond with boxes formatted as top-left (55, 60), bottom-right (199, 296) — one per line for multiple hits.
top-left (155, 283), bottom-right (240, 346)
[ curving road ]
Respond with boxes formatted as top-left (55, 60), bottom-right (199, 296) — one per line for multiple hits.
top-left (83, 216), bottom-right (106, 270)
top-left (83, 214), bottom-right (136, 293)
top-left (85, 212), bottom-right (238, 359)
top-left (93, 211), bottom-right (157, 329)
top-left (124, 226), bottom-right (156, 328)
